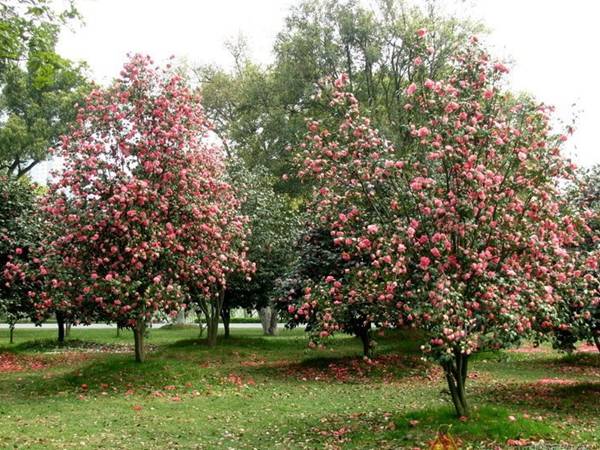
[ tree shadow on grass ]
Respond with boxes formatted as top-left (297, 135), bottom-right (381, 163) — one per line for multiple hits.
top-left (5, 338), bottom-right (147, 354)
top-left (0, 349), bottom-right (220, 404)
top-left (243, 351), bottom-right (432, 386)
top-left (478, 381), bottom-right (600, 416)
top-left (349, 404), bottom-right (560, 449)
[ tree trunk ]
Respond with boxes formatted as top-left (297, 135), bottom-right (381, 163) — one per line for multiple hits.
top-left (206, 314), bottom-right (219, 347)
top-left (221, 306), bottom-right (231, 338)
top-left (197, 287), bottom-right (225, 347)
top-left (133, 319), bottom-right (146, 363)
top-left (116, 326), bottom-right (121, 338)
top-left (267, 305), bottom-right (278, 336)
top-left (356, 323), bottom-right (372, 358)
top-left (56, 311), bottom-right (65, 343)
top-left (258, 306), bottom-right (271, 335)
top-left (9, 322), bottom-right (15, 344)
top-left (204, 288), bottom-right (225, 347)
top-left (65, 322), bottom-right (71, 338)
top-left (443, 350), bottom-right (470, 417)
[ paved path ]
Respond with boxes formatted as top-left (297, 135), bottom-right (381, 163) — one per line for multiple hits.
top-left (0, 323), bottom-right (289, 330)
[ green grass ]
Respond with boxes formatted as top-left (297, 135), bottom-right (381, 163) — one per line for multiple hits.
top-left (0, 327), bottom-right (598, 449)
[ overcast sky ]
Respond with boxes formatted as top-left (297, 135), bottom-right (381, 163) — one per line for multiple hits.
top-left (31, 0), bottom-right (600, 181)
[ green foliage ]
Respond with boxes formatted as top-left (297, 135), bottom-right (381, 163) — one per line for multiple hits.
top-left (0, 0), bottom-right (89, 178)
top-left (197, 0), bottom-right (482, 196)
top-left (0, 0), bottom-right (78, 72)
top-left (224, 159), bottom-right (300, 311)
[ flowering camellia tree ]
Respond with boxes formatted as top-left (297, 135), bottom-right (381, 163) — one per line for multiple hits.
top-left (276, 226), bottom-right (382, 357)
top-left (0, 177), bottom-right (42, 343)
top-left (30, 55), bottom-right (251, 361)
top-left (553, 167), bottom-right (600, 353)
top-left (298, 35), bottom-right (589, 416)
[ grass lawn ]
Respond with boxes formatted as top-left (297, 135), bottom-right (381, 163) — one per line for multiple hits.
top-left (0, 326), bottom-right (598, 449)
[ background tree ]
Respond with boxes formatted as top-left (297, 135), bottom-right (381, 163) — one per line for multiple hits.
top-left (0, 0), bottom-right (88, 179)
top-left (554, 166), bottom-right (600, 352)
top-left (223, 160), bottom-right (299, 337)
top-left (298, 37), bottom-right (589, 417)
top-left (197, 0), bottom-right (481, 197)
top-left (0, 0), bottom-right (78, 74)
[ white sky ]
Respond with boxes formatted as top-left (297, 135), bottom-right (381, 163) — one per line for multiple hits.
top-left (31, 0), bottom-right (600, 181)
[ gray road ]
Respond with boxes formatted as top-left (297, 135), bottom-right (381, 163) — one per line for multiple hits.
top-left (0, 322), bottom-right (289, 330)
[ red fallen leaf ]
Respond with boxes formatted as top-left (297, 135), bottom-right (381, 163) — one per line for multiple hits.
top-left (537, 378), bottom-right (576, 385)
top-left (124, 389), bottom-right (135, 396)
top-left (132, 405), bottom-right (143, 411)
top-left (171, 396), bottom-right (181, 402)
top-left (507, 438), bottom-right (530, 447)
top-left (226, 373), bottom-right (244, 386)
top-left (332, 426), bottom-right (351, 436)
top-left (163, 385), bottom-right (177, 391)
top-left (409, 419), bottom-right (419, 427)
top-left (80, 384), bottom-right (89, 391)
top-left (185, 382), bottom-right (192, 388)
top-left (100, 383), bottom-right (109, 389)
top-left (152, 390), bottom-right (165, 398)
top-left (458, 415), bottom-right (469, 422)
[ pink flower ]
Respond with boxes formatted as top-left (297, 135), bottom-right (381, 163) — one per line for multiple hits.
top-left (419, 256), bottom-right (431, 270)
top-left (358, 238), bottom-right (372, 250)
top-left (423, 79), bottom-right (435, 89)
top-left (15, 248), bottom-right (23, 255)
top-left (406, 83), bottom-right (417, 96)
top-left (445, 101), bottom-right (459, 113)
top-left (153, 275), bottom-right (161, 284)
top-left (334, 73), bottom-right (349, 88)
top-left (413, 56), bottom-right (423, 66)
top-left (493, 62), bottom-right (509, 73)
top-left (367, 224), bottom-right (379, 234)
top-left (431, 248), bottom-right (441, 258)
top-left (416, 28), bottom-right (427, 38)
top-left (417, 127), bottom-right (431, 138)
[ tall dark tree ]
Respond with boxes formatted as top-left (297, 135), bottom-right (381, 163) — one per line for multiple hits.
top-left (223, 160), bottom-right (299, 337)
